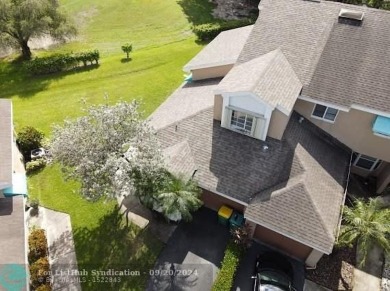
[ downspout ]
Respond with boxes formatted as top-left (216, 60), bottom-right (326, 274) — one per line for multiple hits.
top-left (335, 151), bottom-right (354, 243)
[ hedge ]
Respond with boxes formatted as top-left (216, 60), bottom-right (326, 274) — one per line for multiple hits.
top-left (28, 229), bottom-right (48, 264)
top-left (25, 50), bottom-right (100, 75)
top-left (30, 257), bottom-right (51, 289)
top-left (211, 241), bottom-right (244, 291)
top-left (26, 159), bottom-right (46, 175)
top-left (192, 19), bottom-right (255, 41)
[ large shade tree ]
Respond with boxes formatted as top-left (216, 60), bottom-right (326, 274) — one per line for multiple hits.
top-left (337, 198), bottom-right (390, 267)
top-left (51, 100), bottom-right (202, 221)
top-left (51, 100), bottom-right (164, 201)
top-left (0, 0), bottom-right (76, 59)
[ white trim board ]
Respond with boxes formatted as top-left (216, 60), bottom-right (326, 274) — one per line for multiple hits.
top-left (183, 59), bottom-right (236, 72)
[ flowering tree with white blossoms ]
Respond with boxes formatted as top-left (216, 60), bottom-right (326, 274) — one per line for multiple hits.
top-left (51, 100), bottom-right (163, 200)
top-left (51, 100), bottom-right (202, 221)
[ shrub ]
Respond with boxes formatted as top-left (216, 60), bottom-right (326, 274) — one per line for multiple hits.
top-left (25, 50), bottom-right (100, 75)
top-left (28, 229), bottom-right (48, 264)
top-left (26, 159), bottom-right (46, 175)
top-left (30, 199), bottom-right (39, 209)
top-left (211, 241), bottom-right (244, 291)
top-left (230, 224), bottom-right (252, 249)
top-left (17, 126), bottom-right (44, 161)
top-left (192, 19), bottom-right (255, 41)
top-left (36, 284), bottom-right (52, 291)
top-left (30, 257), bottom-right (51, 289)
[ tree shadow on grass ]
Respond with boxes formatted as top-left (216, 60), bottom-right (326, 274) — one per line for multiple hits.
top-left (0, 60), bottom-right (51, 99)
top-left (73, 206), bottom-right (163, 291)
top-left (177, 0), bottom-right (217, 25)
top-left (120, 58), bottom-right (132, 63)
top-left (0, 60), bottom-right (100, 99)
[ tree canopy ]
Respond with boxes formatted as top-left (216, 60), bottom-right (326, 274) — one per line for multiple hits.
top-left (337, 198), bottom-right (390, 267)
top-left (50, 100), bottom-right (202, 221)
top-left (51, 100), bottom-right (163, 201)
top-left (0, 0), bottom-right (76, 59)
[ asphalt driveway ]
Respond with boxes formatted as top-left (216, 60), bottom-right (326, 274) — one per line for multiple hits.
top-left (233, 242), bottom-right (305, 291)
top-left (147, 207), bottom-right (230, 291)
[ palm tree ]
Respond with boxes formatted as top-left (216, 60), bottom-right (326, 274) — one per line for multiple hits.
top-left (154, 174), bottom-right (203, 222)
top-left (337, 198), bottom-right (390, 267)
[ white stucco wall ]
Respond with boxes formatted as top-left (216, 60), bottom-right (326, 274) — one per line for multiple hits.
top-left (220, 92), bottom-right (273, 141)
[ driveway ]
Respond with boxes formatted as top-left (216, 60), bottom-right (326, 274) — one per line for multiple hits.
top-left (147, 207), bottom-right (230, 291)
top-left (233, 242), bottom-right (305, 291)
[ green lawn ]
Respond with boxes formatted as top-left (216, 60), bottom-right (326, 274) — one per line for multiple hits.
top-left (1, 0), bottom-right (217, 134)
top-left (0, 0), bottom-right (219, 290)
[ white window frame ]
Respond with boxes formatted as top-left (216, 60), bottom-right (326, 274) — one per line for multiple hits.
top-left (311, 104), bottom-right (339, 123)
top-left (353, 153), bottom-right (381, 171)
top-left (230, 109), bottom-right (256, 136)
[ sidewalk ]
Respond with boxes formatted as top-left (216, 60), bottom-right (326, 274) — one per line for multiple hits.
top-left (26, 207), bottom-right (81, 290)
top-left (353, 244), bottom-right (383, 291)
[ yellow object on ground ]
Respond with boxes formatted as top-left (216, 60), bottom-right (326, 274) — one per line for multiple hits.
top-left (218, 205), bottom-right (233, 219)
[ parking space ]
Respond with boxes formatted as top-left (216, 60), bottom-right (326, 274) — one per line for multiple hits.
top-left (233, 241), bottom-right (305, 291)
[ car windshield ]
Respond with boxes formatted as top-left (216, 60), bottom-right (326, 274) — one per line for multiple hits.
top-left (259, 284), bottom-right (286, 291)
top-left (258, 270), bottom-right (290, 290)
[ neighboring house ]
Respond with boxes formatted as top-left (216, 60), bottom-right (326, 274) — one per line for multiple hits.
top-left (0, 99), bottom-right (28, 290)
top-left (150, 0), bottom-right (390, 267)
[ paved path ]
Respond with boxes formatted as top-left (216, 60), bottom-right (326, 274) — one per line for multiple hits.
top-left (353, 244), bottom-right (383, 291)
top-left (27, 207), bottom-right (81, 290)
top-left (117, 194), bottom-right (177, 243)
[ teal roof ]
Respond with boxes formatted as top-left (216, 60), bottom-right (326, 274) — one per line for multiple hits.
top-left (373, 116), bottom-right (390, 137)
top-left (3, 173), bottom-right (28, 197)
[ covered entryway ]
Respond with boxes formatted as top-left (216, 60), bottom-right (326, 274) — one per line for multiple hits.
top-left (253, 224), bottom-right (312, 262)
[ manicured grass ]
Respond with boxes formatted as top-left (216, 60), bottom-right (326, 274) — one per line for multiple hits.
top-left (28, 164), bottom-right (164, 290)
top-left (3, 0), bottom-right (218, 289)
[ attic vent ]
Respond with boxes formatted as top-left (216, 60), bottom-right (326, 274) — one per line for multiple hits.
top-left (339, 9), bottom-right (364, 21)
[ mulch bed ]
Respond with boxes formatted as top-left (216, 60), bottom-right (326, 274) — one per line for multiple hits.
top-left (306, 246), bottom-right (356, 290)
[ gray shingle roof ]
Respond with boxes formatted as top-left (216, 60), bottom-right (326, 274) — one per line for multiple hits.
top-left (246, 112), bottom-right (351, 253)
top-left (149, 79), bottom-right (220, 130)
top-left (153, 80), bottom-right (350, 252)
top-left (183, 25), bottom-right (253, 72)
top-left (0, 99), bottom-right (13, 190)
top-left (238, 0), bottom-right (390, 113)
top-left (216, 49), bottom-right (302, 114)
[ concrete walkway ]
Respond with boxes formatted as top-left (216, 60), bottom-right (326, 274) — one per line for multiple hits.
top-left (26, 207), bottom-right (81, 291)
top-left (353, 244), bottom-right (383, 291)
top-left (117, 194), bottom-right (177, 243)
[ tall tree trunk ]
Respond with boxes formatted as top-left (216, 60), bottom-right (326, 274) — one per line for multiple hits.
top-left (20, 40), bottom-right (31, 60)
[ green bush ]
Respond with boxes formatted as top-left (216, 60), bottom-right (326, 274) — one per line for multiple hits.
top-left (17, 126), bottom-right (44, 161)
top-left (30, 257), bottom-right (51, 289)
top-left (26, 159), bottom-right (46, 175)
top-left (25, 50), bottom-right (100, 75)
top-left (28, 229), bottom-right (48, 264)
top-left (36, 284), bottom-right (52, 291)
top-left (192, 19), bottom-right (255, 41)
top-left (211, 241), bottom-right (244, 291)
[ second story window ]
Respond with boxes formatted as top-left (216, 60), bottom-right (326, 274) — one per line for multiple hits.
top-left (230, 110), bottom-right (254, 135)
top-left (312, 104), bottom-right (339, 122)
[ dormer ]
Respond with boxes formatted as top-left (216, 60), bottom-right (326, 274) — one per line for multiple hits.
top-left (213, 49), bottom-right (302, 141)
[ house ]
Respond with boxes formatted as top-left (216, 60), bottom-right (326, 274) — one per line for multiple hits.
top-left (150, 0), bottom-right (390, 267)
top-left (0, 99), bottom-right (28, 290)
